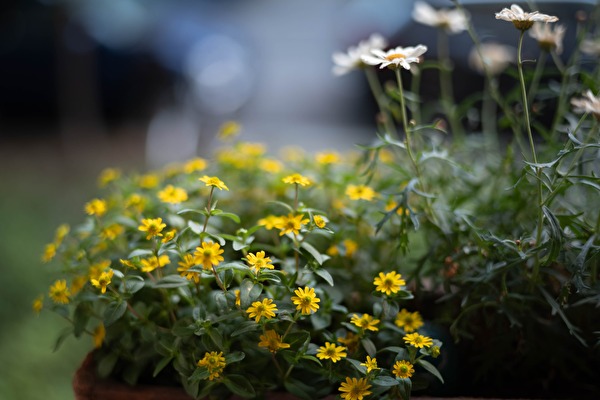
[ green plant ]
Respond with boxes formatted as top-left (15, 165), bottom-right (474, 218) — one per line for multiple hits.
top-left (37, 1), bottom-right (600, 399)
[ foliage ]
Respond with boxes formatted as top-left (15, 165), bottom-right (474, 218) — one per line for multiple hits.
top-left (37, 1), bottom-right (600, 399)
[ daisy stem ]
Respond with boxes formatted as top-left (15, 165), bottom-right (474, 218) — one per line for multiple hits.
top-left (364, 67), bottom-right (397, 137)
top-left (527, 50), bottom-right (547, 111)
top-left (437, 29), bottom-right (464, 141)
top-left (395, 67), bottom-right (435, 223)
top-left (517, 29), bottom-right (544, 281)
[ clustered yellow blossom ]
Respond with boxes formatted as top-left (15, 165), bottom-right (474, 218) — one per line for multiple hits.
top-left (138, 217), bottom-right (166, 240)
top-left (258, 329), bottom-right (290, 353)
top-left (246, 251), bottom-right (274, 275)
top-left (395, 308), bottom-right (424, 332)
top-left (345, 184), bottom-right (377, 201)
top-left (90, 269), bottom-right (114, 294)
top-left (84, 198), bottom-right (107, 217)
top-left (316, 342), bottom-right (347, 363)
top-left (339, 377), bottom-right (372, 400)
top-left (403, 332), bottom-right (434, 348)
top-left (350, 313), bottom-right (380, 332)
top-left (199, 175), bottom-right (229, 191)
top-left (194, 242), bottom-right (224, 271)
top-left (197, 351), bottom-right (226, 381)
top-left (282, 173), bottom-right (312, 186)
top-left (157, 185), bottom-right (188, 204)
top-left (140, 255), bottom-right (170, 273)
top-left (393, 360), bottom-right (415, 379)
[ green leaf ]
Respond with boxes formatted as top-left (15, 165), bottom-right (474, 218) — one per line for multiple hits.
top-left (188, 367), bottom-right (210, 383)
top-left (153, 355), bottom-right (173, 377)
top-left (417, 359), bottom-right (444, 383)
top-left (127, 248), bottom-right (153, 258)
top-left (96, 352), bottom-right (119, 378)
top-left (396, 377), bottom-right (412, 399)
top-left (231, 321), bottom-right (259, 337)
top-left (225, 351), bottom-right (245, 364)
top-left (151, 275), bottom-right (189, 289)
top-left (346, 358), bottom-right (366, 374)
top-left (361, 337), bottom-right (377, 357)
top-left (283, 378), bottom-right (314, 400)
top-left (372, 375), bottom-right (400, 387)
top-left (240, 279), bottom-right (263, 308)
top-left (53, 327), bottom-right (73, 352)
top-left (314, 268), bottom-right (334, 286)
top-left (210, 209), bottom-right (241, 223)
top-left (188, 220), bottom-right (203, 234)
top-left (122, 275), bottom-right (145, 293)
top-left (300, 242), bottom-right (326, 265)
top-left (224, 374), bottom-right (256, 398)
top-left (103, 300), bottom-right (127, 326)
top-left (73, 302), bottom-right (91, 338)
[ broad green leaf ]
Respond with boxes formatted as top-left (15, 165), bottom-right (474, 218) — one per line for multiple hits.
top-left (103, 300), bottom-right (127, 326)
top-left (417, 359), bottom-right (444, 383)
top-left (151, 275), bottom-right (189, 289)
top-left (361, 337), bottom-right (377, 357)
top-left (372, 375), bottom-right (400, 387)
top-left (300, 242), bottom-right (325, 265)
top-left (153, 355), bottom-right (173, 377)
top-left (314, 268), bottom-right (334, 286)
top-left (224, 374), bottom-right (256, 398)
top-left (225, 351), bottom-right (245, 364)
top-left (231, 321), bottom-right (259, 337)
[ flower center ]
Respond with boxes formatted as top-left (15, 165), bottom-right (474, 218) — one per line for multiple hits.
top-left (385, 52), bottom-right (404, 61)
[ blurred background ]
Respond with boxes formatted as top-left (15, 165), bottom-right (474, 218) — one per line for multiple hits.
top-left (0, 0), bottom-right (595, 398)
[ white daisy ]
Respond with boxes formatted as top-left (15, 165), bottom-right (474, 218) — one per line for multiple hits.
top-left (571, 90), bottom-right (600, 120)
top-left (495, 4), bottom-right (558, 31)
top-left (361, 45), bottom-right (428, 70)
top-left (412, 0), bottom-right (469, 34)
top-left (332, 33), bottom-right (388, 76)
top-left (468, 43), bottom-right (515, 75)
top-left (581, 38), bottom-right (600, 56)
top-left (529, 23), bottom-right (566, 54)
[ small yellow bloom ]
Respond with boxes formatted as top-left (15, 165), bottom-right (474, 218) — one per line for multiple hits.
top-left (246, 251), bottom-right (274, 275)
top-left (98, 168), bottom-right (120, 187)
top-left (246, 298), bottom-right (277, 322)
top-left (90, 269), bottom-right (114, 294)
top-left (84, 198), bottom-right (107, 217)
top-left (259, 158), bottom-right (283, 173)
top-left (93, 324), bottom-right (105, 348)
top-left (346, 184), bottom-right (377, 201)
top-left (316, 342), bottom-right (347, 363)
top-left (393, 360), bottom-right (415, 379)
top-left (257, 215), bottom-right (282, 230)
top-left (282, 173), bottom-right (312, 187)
top-left (89, 260), bottom-right (111, 280)
top-left (313, 215), bottom-right (327, 229)
top-left (199, 175), bottom-right (229, 191)
top-left (161, 229), bottom-right (177, 243)
top-left (403, 332), bottom-right (433, 348)
top-left (339, 377), bottom-right (372, 400)
top-left (54, 224), bottom-right (70, 245)
top-left (395, 309), bottom-right (424, 333)
top-left (238, 142), bottom-right (266, 157)
top-left (125, 193), bottom-right (146, 213)
top-left (184, 157), bottom-right (208, 173)
top-left (373, 271), bottom-right (406, 296)
top-left (177, 253), bottom-right (200, 283)
top-left (275, 213), bottom-right (309, 236)
top-left (194, 242), bottom-right (224, 271)
top-left (158, 185), bottom-right (188, 204)
top-left (197, 351), bottom-right (226, 381)
top-left (140, 255), bottom-right (170, 273)
top-left (338, 332), bottom-right (360, 354)
top-left (138, 174), bottom-right (160, 189)
top-left (291, 286), bottom-right (320, 315)
top-left (360, 356), bottom-right (379, 373)
top-left (218, 120), bottom-right (241, 140)
top-left (41, 243), bottom-right (56, 263)
top-left (138, 217), bottom-right (166, 240)
top-left (70, 275), bottom-right (88, 295)
top-left (49, 280), bottom-right (70, 304)
top-left (234, 289), bottom-right (241, 307)
top-left (100, 223), bottom-right (124, 241)
top-left (350, 313), bottom-right (380, 332)
top-left (316, 151), bottom-right (341, 165)
top-left (32, 295), bottom-right (43, 314)
top-left (258, 329), bottom-right (291, 353)
top-left (119, 259), bottom-right (135, 268)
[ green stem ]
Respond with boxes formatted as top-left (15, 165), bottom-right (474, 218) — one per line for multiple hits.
top-left (437, 29), bottom-right (464, 141)
top-left (364, 67), bottom-right (397, 137)
top-left (527, 50), bottom-right (547, 110)
top-left (517, 29), bottom-right (544, 281)
top-left (202, 187), bottom-right (215, 233)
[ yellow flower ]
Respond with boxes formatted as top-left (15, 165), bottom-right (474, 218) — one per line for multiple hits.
top-left (119, 259), bottom-right (135, 268)
top-left (275, 213), bottom-right (309, 236)
top-left (90, 269), bottom-right (114, 294)
top-left (194, 242), bottom-right (224, 271)
top-left (339, 377), bottom-right (372, 400)
top-left (197, 351), bottom-right (226, 381)
top-left (98, 168), bottom-right (120, 187)
top-left (313, 215), bottom-right (327, 229)
top-left (343, 239), bottom-right (358, 257)
top-left (177, 254), bottom-right (200, 283)
top-left (395, 309), bottom-right (424, 333)
top-left (246, 251), bottom-right (274, 274)
top-left (338, 332), bottom-right (360, 354)
top-left (138, 217), bottom-right (166, 240)
top-left (161, 229), bottom-right (177, 243)
top-left (291, 286), bottom-right (320, 315)
top-left (316, 151), bottom-right (341, 165)
top-left (238, 142), bottom-right (266, 157)
top-left (100, 223), bottom-right (124, 241)
top-left (360, 355), bottom-right (379, 373)
top-left (258, 329), bottom-right (291, 353)
top-left (316, 342), bottom-right (347, 363)
top-left (345, 184), bottom-right (377, 201)
top-left (350, 313), bottom-right (380, 332)
top-left (199, 175), bottom-right (229, 191)
top-left (54, 224), bottom-right (70, 245)
top-left (41, 243), bottom-right (56, 263)
top-left (218, 120), bottom-right (241, 140)
top-left (373, 271), bottom-right (406, 296)
top-left (49, 280), bottom-right (70, 304)
top-left (157, 185), bottom-right (188, 204)
top-left (140, 255), bottom-right (170, 273)
top-left (246, 298), bottom-right (277, 322)
top-left (32, 295), bottom-right (43, 314)
top-left (184, 157), bottom-right (208, 173)
top-left (257, 215), bottom-right (282, 230)
top-left (89, 260), bottom-right (111, 280)
top-left (235, 289), bottom-right (241, 307)
top-left (70, 276), bottom-right (88, 295)
top-left (282, 173), bottom-right (312, 187)
top-left (403, 332), bottom-right (433, 348)
top-left (84, 198), bottom-right (107, 217)
top-left (259, 159), bottom-right (283, 173)
top-left (385, 200), bottom-right (410, 216)
top-left (93, 324), bottom-right (105, 348)
top-left (125, 193), bottom-right (146, 213)
top-left (138, 174), bottom-right (159, 189)
top-left (393, 360), bottom-right (415, 379)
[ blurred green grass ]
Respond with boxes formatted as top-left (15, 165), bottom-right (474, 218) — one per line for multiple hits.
top-left (0, 136), bottom-right (144, 400)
